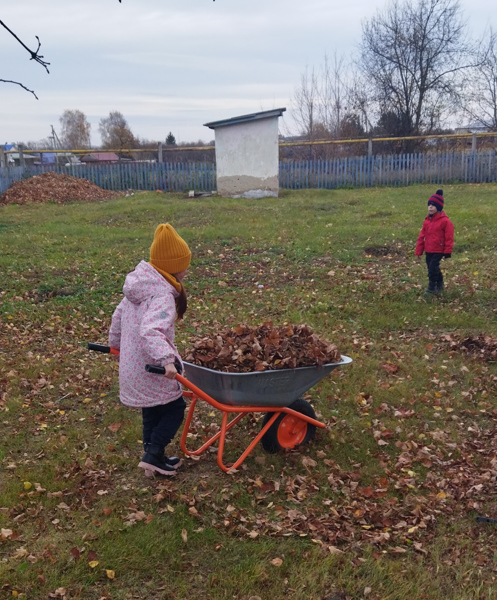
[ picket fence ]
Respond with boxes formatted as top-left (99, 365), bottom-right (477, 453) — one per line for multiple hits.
top-left (1, 150), bottom-right (496, 196)
top-left (280, 150), bottom-right (497, 189)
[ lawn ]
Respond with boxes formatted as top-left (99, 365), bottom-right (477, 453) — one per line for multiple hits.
top-left (0, 184), bottom-right (496, 600)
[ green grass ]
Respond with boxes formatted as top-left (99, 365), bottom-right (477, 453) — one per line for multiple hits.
top-left (1, 184), bottom-right (496, 600)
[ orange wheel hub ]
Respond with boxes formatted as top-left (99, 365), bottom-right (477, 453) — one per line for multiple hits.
top-left (276, 415), bottom-right (308, 448)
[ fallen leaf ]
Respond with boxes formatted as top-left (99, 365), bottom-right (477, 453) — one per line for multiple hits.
top-left (359, 486), bottom-right (374, 498)
top-left (270, 557), bottom-right (283, 567)
top-left (12, 547), bottom-right (29, 559)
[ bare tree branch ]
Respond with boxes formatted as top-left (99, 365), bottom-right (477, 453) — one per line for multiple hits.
top-left (2, 3), bottom-right (125, 98)
top-left (0, 19), bottom-right (50, 73)
top-left (459, 28), bottom-right (497, 130)
top-left (0, 78), bottom-right (38, 99)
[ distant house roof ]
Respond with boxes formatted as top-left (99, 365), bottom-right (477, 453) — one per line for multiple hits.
top-left (80, 152), bottom-right (120, 163)
top-left (11, 153), bottom-right (37, 161)
top-left (204, 108), bottom-right (286, 130)
top-left (1, 144), bottom-right (15, 152)
top-left (454, 123), bottom-right (489, 134)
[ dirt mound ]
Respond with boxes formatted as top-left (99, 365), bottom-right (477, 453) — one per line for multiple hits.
top-left (444, 333), bottom-right (497, 362)
top-left (184, 322), bottom-right (342, 373)
top-left (0, 171), bottom-right (122, 205)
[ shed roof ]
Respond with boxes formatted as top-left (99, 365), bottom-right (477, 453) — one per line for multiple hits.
top-left (204, 108), bottom-right (286, 130)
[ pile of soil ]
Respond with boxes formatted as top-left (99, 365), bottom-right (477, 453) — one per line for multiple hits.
top-left (184, 322), bottom-right (342, 373)
top-left (446, 333), bottom-right (497, 362)
top-left (0, 171), bottom-right (122, 205)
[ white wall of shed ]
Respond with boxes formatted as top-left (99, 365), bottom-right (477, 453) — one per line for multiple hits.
top-left (214, 117), bottom-right (279, 196)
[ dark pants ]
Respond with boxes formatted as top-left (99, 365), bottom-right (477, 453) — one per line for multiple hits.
top-left (425, 252), bottom-right (444, 291)
top-left (142, 396), bottom-right (186, 450)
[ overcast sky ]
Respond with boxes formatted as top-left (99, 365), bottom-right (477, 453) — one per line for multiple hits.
top-left (1, 0), bottom-right (495, 147)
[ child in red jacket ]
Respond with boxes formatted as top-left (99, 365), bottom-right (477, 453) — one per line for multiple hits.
top-left (415, 189), bottom-right (454, 294)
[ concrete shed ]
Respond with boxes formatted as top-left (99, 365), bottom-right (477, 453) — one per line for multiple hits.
top-left (204, 108), bottom-right (286, 198)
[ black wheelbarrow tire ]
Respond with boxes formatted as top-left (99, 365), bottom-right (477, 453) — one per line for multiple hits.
top-left (260, 398), bottom-right (317, 454)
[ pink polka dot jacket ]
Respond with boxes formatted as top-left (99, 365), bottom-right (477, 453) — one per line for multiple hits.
top-left (108, 260), bottom-right (183, 407)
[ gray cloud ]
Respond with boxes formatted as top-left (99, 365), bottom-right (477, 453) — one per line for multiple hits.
top-left (1, 0), bottom-right (494, 145)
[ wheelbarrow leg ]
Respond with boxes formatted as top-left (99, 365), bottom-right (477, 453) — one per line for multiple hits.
top-left (180, 396), bottom-right (246, 457)
top-left (216, 410), bottom-right (281, 472)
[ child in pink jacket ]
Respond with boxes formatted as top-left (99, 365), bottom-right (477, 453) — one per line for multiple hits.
top-left (109, 224), bottom-right (191, 476)
top-left (415, 189), bottom-right (454, 294)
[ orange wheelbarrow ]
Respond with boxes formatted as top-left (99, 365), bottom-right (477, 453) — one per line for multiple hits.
top-left (88, 343), bottom-right (352, 473)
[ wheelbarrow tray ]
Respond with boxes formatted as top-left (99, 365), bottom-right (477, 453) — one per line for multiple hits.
top-left (183, 355), bottom-right (352, 407)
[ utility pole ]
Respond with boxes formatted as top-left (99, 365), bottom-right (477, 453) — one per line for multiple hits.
top-left (51, 125), bottom-right (64, 166)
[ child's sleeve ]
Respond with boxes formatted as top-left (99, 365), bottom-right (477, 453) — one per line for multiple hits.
top-left (415, 223), bottom-right (426, 256)
top-left (139, 295), bottom-right (177, 366)
top-left (444, 219), bottom-right (454, 254)
top-left (108, 300), bottom-right (124, 350)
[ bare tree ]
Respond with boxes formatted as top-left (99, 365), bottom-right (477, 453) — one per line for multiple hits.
top-left (319, 53), bottom-right (349, 138)
top-left (291, 66), bottom-right (321, 142)
top-left (359, 0), bottom-right (473, 140)
top-left (460, 28), bottom-right (497, 131)
top-left (60, 110), bottom-right (92, 149)
top-left (99, 111), bottom-right (137, 150)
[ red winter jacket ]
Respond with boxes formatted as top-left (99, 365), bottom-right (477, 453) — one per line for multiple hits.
top-left (415, 211), bottom-right (454, 255)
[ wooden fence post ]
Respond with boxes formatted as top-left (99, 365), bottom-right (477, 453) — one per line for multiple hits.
top-left (158, 142), bottom-right (163, 163)
top-left (368, 138), bottom-right (373, 157)
top-left (19, 146), bottom-right (25, 167)
top-left (0, 147), bottom-right (6, 169)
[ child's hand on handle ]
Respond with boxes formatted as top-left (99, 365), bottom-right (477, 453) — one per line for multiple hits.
top-left (164, 363), bottom-right (178, 379)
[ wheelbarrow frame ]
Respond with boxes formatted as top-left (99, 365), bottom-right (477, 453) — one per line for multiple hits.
top-left (175, 372), bottom-right (328, 472)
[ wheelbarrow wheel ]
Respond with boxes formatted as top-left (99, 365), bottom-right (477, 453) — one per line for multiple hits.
top-left (260, 398), bottom-right (317, 454)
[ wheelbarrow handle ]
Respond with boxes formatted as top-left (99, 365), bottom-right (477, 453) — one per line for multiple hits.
top-left (88, 343), bottom-right (120, 355)
top-left (145, 359), bottom-right (183, 376)
top-left (145, 364), bottom-right (166, 375)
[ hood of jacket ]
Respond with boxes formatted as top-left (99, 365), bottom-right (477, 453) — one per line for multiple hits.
top-left (123, 260), bottom-right (177, 305)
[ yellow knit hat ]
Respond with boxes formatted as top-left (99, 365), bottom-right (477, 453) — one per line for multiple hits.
top-left (149, 224), bottom-right (191, 274)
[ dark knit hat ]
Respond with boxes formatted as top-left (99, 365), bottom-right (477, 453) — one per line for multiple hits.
top-left (427, 189), bottom-right (444, 211)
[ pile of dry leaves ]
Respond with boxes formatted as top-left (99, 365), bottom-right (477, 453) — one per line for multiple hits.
top-left (0, 171), bottom-right (121, 205)
top-left (444, 333), bottom-right (497, 362)
top-left (183, 322), bottom-right (341, 372)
